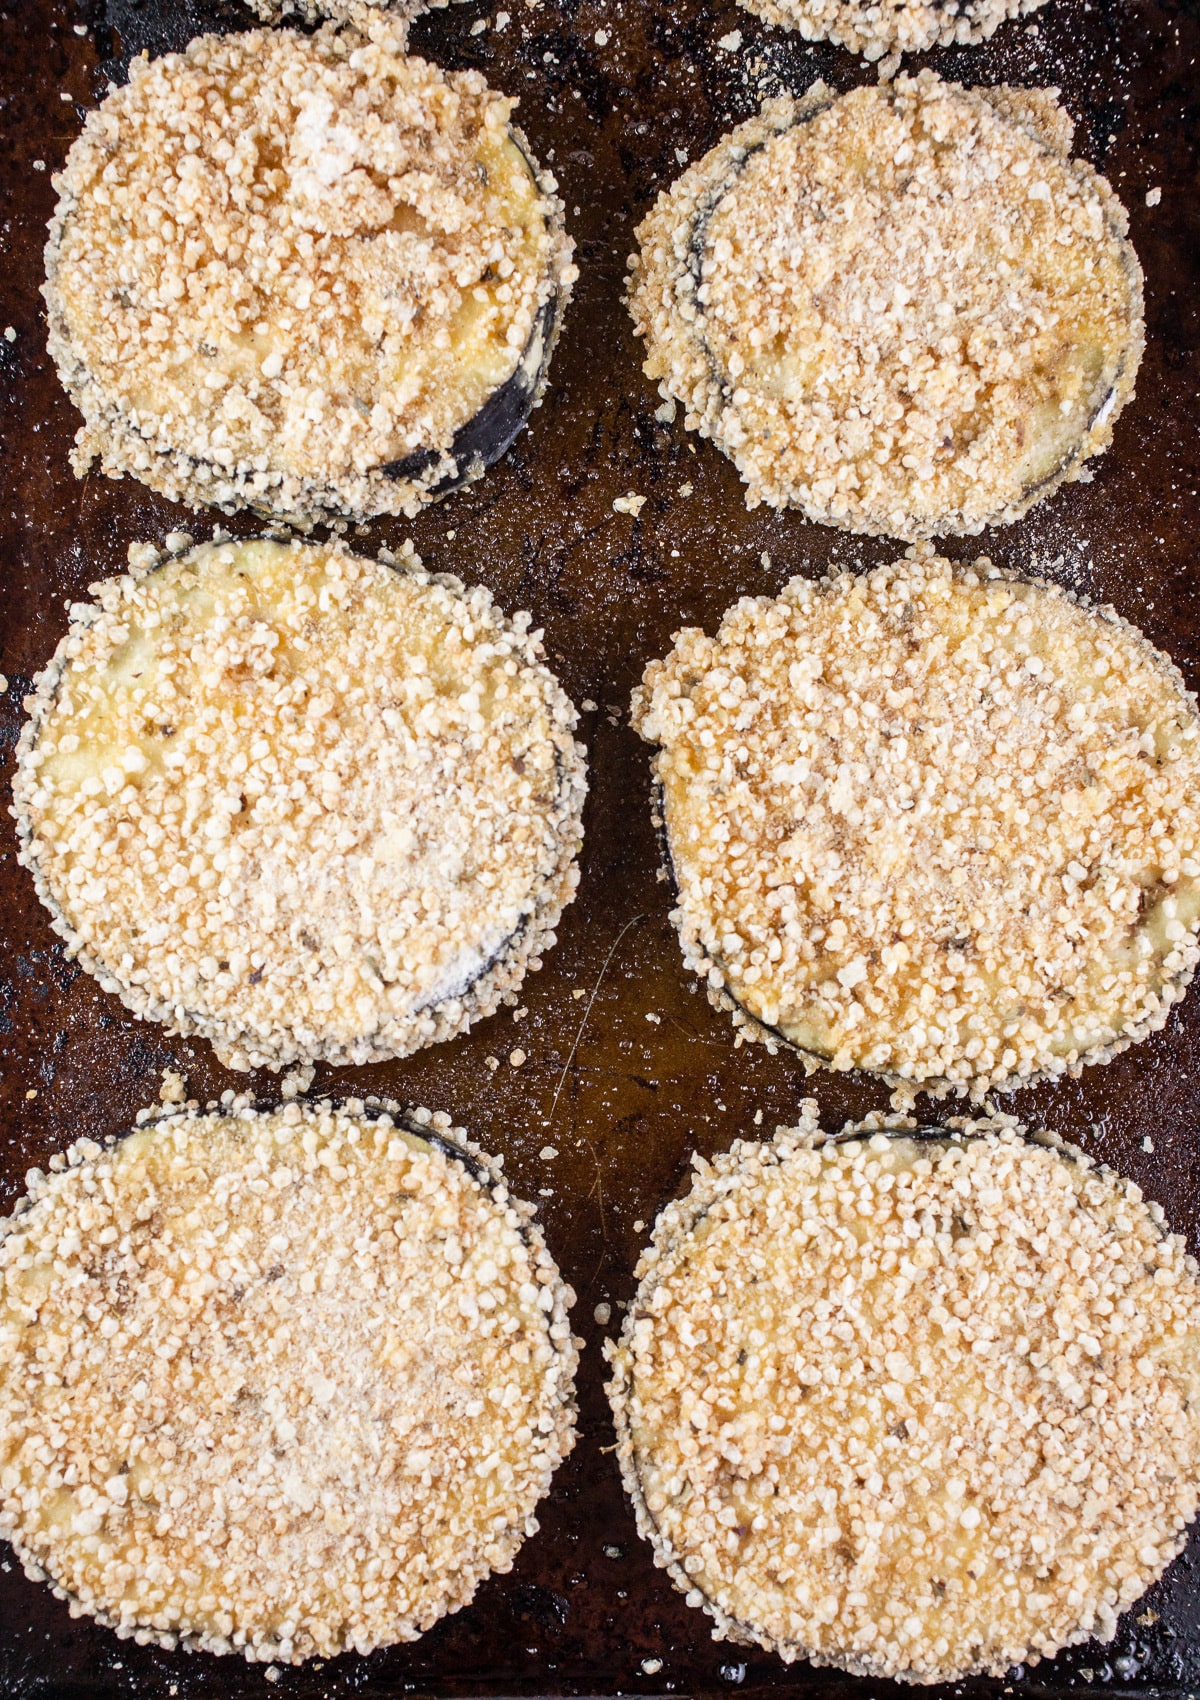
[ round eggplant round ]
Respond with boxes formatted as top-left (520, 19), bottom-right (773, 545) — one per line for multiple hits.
top-left (12, 536), bottom-right (587, 1071)
top-left (606, 1111), bottom-right (1200, 1682)
top-left (627, 74), bottom-right (1143, 541)
top-left (632, 551), bottom-right (1200, 1101)
top-left (43, 17), bottom-right (575, 527)
top-left (0, 1099), bottom-right (578, 1663)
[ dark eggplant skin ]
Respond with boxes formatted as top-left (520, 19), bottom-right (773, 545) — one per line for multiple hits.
top-left (382, 293), bottom-right (562, 493)
top-left (381, 123), bottom-right (569, 500)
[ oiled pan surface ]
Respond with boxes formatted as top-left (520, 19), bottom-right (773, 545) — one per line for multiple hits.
top-left (2, 0), bottom-right (1200, 1695)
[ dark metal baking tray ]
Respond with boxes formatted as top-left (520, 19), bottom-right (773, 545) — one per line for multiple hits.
top-left (3, 0), bottom-right (1200, 1694)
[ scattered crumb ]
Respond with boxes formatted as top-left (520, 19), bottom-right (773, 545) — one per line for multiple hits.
top-left (594, 27), bottom-right (610, 44)
top-left (159, 1069), bottom-right (186, 1105)
top-left (677, 482), bottom-right (693, 497)
top-left (486, 1055), bottom-right (501, 1072)
top-left (509, 1048), bottom-right (527, 1068)
top-left (24, 1090), bottom-right (38, 1102)
top-left (1144, 1136), bottom-right (1155, 1152)
top-left (572, 988), bottom-right (587, 1001)
top-left (281, 1064), bottom-right (316, 1101)
top-left (1146, 186), bottom-right (1162, 206)
top-left (641, 1657), bottom-right (664, 1675)
top-left (613, 492), bottom-right (647, 517)
top-left (594, 1302), bottom-right (612, 1325)
top-left (717, 29), bottom-right (743, 49)
top-left (540, 1146), bottom-right (559, 1160)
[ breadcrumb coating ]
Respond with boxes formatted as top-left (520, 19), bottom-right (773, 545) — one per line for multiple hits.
top-left (12, 537), bottom-right (586, 1072)
top-left (738, 0), bottom-right (1045, 62)
top-left (632, 550), bottom-right (1200, 1099)
top-left (628, 75), bottom-right (1142, 541)
top-left (43, 15), bottom-right (575, 526)
top-left (0, 1100), bottom-right (578, 1663)
top-left (607, 1111), bottom-right (1200, 1682)
top-left (245, 0), bottom-right (457, 19)
top-left (247, 0), bottom-right (412, 18)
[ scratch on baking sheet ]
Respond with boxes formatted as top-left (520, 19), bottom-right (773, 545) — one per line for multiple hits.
top-left (665, 1011), bottom-right (726, 1048)
top-left (547, 914), bottom-right (647, 1285)
top-left (586, 1153), bottom-right (608, 1271)
top-left (547, 912), bottom-right (647, 1132)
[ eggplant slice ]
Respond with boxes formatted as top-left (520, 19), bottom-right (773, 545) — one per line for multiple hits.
top-left (628, 74), bottom-right (1143, 541)
top-left (12, 536), bottom-right (587, 1071)
top-left (631, 550), bottom-right (1200, 1101)
top-left (606, 1111), bottom-right (1200, 1683)
top-left (42, 17), bottom-right (575, 528)
top-left (736, 0), bottom-right (1046, 62)
top-left (0, 1099), bottom-right (578, 1664)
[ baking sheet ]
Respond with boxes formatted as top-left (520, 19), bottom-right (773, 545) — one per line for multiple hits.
top-left (3, 0), bottom-right (1200, 1694)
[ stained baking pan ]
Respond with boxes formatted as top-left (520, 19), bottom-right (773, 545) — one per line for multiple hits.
top-left (3, 0), bottom-right (1200, 1695)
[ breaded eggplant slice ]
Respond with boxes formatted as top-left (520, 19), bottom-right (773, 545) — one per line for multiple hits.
top-left (631, 550), bottom-right (1200, 1099)
top-left (43, 15), bottom-right (575, 527)
top-left (606, 1109), bottom-right (1200, 1683)
top-left (11, 537), bottom-right (586, 1071)
top-left (628, 74), bottom-right (1143, 541)
top-left (737, 0), bottom-right (1045, 62)
top-left (0, 1099), bottom-right (578, 1663)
